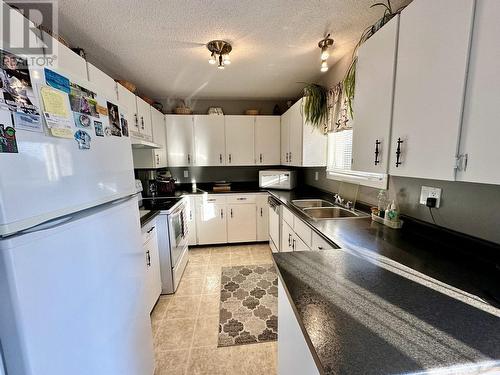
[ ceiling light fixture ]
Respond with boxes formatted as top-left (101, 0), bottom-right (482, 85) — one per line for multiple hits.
top-left (206, 40), bottom-right (232, 70)
top-left (318, 34), bottom-right (334, 73)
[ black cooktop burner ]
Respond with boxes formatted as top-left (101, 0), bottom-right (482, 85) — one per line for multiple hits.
top-left (141, 197), bottom-right (182, 211)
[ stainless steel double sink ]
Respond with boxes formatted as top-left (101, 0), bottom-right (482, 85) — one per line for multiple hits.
top-left (291, 199), bottom-right (368, 220)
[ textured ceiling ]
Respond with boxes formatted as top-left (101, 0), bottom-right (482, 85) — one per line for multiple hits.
top-left (54, 0), bottom-right (411, 101)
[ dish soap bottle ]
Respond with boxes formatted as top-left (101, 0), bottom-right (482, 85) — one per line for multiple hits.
top-left (377, 190), bottom-right (388, 218)
top-left (387, 200), bottom-right (399, 222)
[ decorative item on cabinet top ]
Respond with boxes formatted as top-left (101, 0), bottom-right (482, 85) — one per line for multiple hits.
top-left (302, 83), bottom-right (328, 131)
top-left (174, 100), bottom-right (193, 115)
top-left (342, 0), bottom-right (408, 119)
top-left (208, 107), bottom-right (224, 115)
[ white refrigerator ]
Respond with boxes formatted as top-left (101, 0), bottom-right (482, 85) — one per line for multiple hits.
top-left (0, 67), bottom-right (154, 374)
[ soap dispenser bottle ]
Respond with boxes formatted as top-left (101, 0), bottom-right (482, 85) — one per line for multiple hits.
top-left (387, 200), bottom-right (399, 221)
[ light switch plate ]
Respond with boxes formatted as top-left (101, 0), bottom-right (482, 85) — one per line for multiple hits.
top-left (183, 170), bottom-right (189, 178)
top-left (420, 186), bottom-right (442, 208)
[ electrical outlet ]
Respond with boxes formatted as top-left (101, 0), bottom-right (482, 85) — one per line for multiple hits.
top-left (315, 171), bottom-right (319, 181)
top-left (420, 186), bottom-right (442, 208)
top-left (183, 170), bottom-right (189, 178)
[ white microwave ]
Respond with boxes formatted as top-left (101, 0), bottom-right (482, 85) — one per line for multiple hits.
top-left (259, 170), bottom-right (297, 190)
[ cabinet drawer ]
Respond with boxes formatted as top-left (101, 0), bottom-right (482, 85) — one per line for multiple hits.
top-left (293, 219), bottom-right (312, 247)
top-left (141, 220), bottom-right (157, 245)
top-left (311, 232), bottom-right (334, 251)
top-left (226, 195), bottom-right (256, 204)
top-left (282, 206), bottom-right (294, 227)
top-left (197, 195), bottom-right (227, 205)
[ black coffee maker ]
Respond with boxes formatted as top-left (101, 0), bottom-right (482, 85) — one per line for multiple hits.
top-left (136, 170), bottom-right (158, 197)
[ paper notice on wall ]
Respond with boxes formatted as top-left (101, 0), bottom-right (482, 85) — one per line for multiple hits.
top-left (40, 86), bottom-right (74, 138)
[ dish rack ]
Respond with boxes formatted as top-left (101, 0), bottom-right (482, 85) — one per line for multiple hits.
top-left (371, 213), bottom-right (403, 229)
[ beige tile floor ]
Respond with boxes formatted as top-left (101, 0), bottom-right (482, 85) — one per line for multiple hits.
top-left (151, 243), bottom-right (278, 375)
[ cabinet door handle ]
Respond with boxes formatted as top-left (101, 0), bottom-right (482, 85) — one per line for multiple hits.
top-left (228, 154), bottom-right (232, 163)
top-left (230, 208), bottom-right (233, 218)
top-left (187, 154), bottom-right (191, 164)
top-left (285, 152), bottom-right (289, 163)
top-left (156, 154), bottom-right (160, 165)
top-left (318, 246), bottom-right (323, 250)
top-left (260, 207), bottom-right (263, 217)
top-left (134, 114), bottom-right (139, 128)
top-left (220, 209), bottom-right (223, 219)
top-left (219, 154), bottom-right (222, 164)
top-left (288, 233), bottom-right (292, 247)
top-left (189, 210), bottom-right (192, 220)
top-left (207, 198), bottom-right (216, 202)
top-left (375, 140), bottom-right (381, 165)
top-left (289, 152), bottom-right (292, 163)
top-left (141, 116), bottom-right (144, 130)
top-left (146, 250), bottom-right (151, 267)
top-left (147, 226), bottom-right (155, 234)
top-left (236, 197), bottom-right (247, 201)
top-left (259, 153), bottom-right (263, 163)
top-left (395, 138), bottom-right (403, 167)
top-left (292, 239), bottom-right (296, 251)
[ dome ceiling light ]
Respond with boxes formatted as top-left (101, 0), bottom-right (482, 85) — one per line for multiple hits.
top-left (206, 40), bottom-right (232, 70)
top-left (318, 34), bottom-right (334, 72)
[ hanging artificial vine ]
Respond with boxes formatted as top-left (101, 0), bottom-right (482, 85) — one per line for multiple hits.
top-left (302, 83), bottom-right (329, 130)
top-left (342, 0), bottom-right (407, 119)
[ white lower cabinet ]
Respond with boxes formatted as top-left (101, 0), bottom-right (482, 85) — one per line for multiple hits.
top-left (256, 195), bottom-right (269, 241)
top-left (186, 196), bottom-right (197, 246)
top-left (280, 208), bottom-right (334, 252)
top-left (142, 219), bottom-right (161, 313)
top-left (281, 220), bottom-right (295, 252)
top-left (227, 204), bottom-right (257, 243)
top-left (311, 232), bottom-right (334, 251)
top-left (196, 200), bottom-right (227, 245)
top-left (278, 278), bottom-right (320, 375)
top-left (193, 194), bottom-right (268, 245)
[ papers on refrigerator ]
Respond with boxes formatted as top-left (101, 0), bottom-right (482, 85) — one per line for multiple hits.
top-left (40, 86), bottom-right (73, 138)
top-left (0, 49), bottom-right (42, 131)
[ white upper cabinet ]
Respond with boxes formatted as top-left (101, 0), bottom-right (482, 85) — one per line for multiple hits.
top-left (389, 0), bottom-right (475, 180)
top-left (255, 116), bottom-right (281, 165)
top-left (288, 101), bottom-right (304, 166)
top-left (166, 115), bottom-right (194, 166)
top-left (281, 110), bottom-right (291, 165)
top-left (281, 99), bottom-right (327, 167)
top-left (194, 115), bottom-right (225, 166)
top-left (352, 15), bottom-right (399, 174)
top-left (39, 32), bottom-right (88, 80)
top-left (133, 107), bottom-right (167, 169)
top-left (117, 83), bottom-right (138, 132)
top-left (225, 116), bottom-right (255, 165)
top-left (456, 0), bottom-right (500, 185)
top-left (136, 97), bottom-right (153, 141)
top-left (87, 63), bottom-right (118, 102)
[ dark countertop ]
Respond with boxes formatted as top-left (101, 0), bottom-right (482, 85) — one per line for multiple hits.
top-left (160, 182), bottom-right (267, 197)
top-left (268, 187), bottom-right (500, 307)
top-left (274, 250), bottom-right (500, 374)
top-left (268, 186), bottom-right (500, 374)
top-left (139, 209), bottom-right (160, 227)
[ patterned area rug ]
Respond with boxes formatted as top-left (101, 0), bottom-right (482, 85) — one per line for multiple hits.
top-left (218, 264), bottom-right (278, 347)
